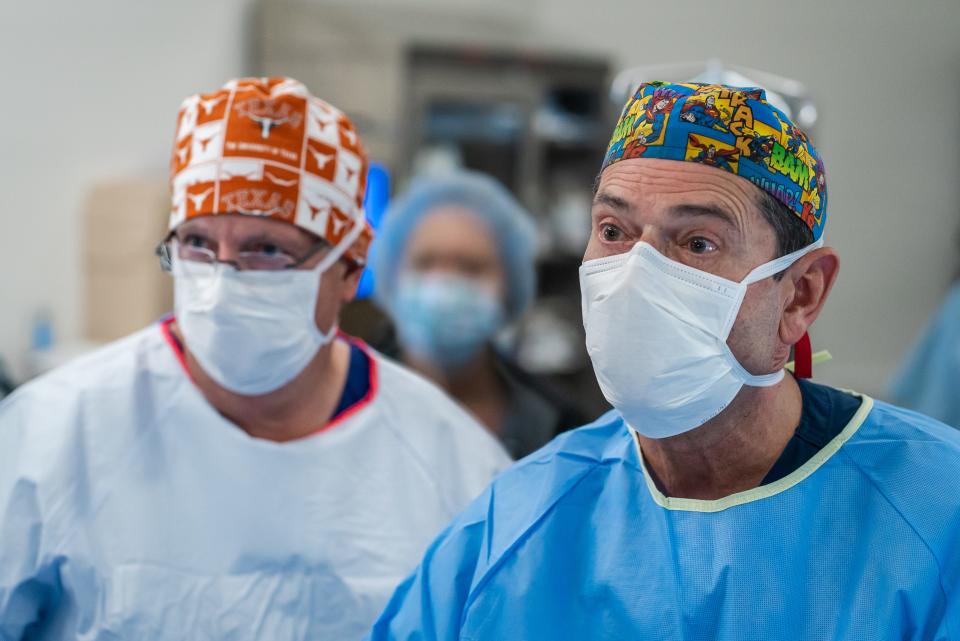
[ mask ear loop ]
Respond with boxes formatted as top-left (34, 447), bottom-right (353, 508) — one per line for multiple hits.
top-left (738, 238), bottom-right (824, 383)
top-left (316, 212), bottom-right (367, 274)
top-left (741, 238), bottom-right (825, 285)
top-left (310, 209), bottom-right (368, 343)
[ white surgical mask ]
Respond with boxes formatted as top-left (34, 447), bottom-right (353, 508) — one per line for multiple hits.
top-left (172, 228), bottom-right (358, 396)
top-left (393, 273), bottom-right (504, 369)
top-left (580, 238), bottom-right (823, 439)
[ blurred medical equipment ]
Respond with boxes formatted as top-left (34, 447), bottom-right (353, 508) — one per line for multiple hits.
top-left (355, 163), bottom-right (392, 299)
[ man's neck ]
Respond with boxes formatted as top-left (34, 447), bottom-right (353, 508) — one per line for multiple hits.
top-left (637, 374), bottom-right (803, 500)
top-left (171, 322), bottom-right (351, 443)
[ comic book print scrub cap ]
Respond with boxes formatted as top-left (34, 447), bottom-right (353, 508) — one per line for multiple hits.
top-left (169, 77), bottom-right (373, 264)
top-left (603, 82), bottom-right (827, 241)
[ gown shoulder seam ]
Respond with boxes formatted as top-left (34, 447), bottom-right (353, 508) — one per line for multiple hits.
top-left (838, 446), bottom-right (951, 625)
top-left (460, 461), bottom-right (606, 618)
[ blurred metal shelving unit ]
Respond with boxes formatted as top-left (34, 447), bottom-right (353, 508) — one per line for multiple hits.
top-left (401, 46), bottom-right (615, 415)
top-left (257, 0), bottom-right (614, 415)
top-left (401, 46), bottom-right (610, 215)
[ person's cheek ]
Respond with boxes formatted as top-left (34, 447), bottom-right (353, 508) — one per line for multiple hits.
top-left (582, 234), bottom-right (604, 262)
top-left (313, 267), bottom-right (345, 326)
top-left (481, 274), bottom-right (507, 306)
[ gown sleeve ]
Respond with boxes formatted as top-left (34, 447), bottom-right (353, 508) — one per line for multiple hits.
top-left (365, 492), bottom-right (491, 641)
top-left (0, 394), bottom-right (62, 641)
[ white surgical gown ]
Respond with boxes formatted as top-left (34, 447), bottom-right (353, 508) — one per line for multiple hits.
top-left (0, 323), bottom-right (510, 641)
top-left (369, 394), bottom-right (960, 640)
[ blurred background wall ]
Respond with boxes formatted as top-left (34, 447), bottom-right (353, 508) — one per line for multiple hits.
top-left (0, 0), bottom-right (258, 380)
top-left (1, 0), bottom-right (958, 399)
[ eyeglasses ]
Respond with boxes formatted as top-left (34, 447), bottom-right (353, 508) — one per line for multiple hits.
top-left (156, 237), bottom-right (338, 273)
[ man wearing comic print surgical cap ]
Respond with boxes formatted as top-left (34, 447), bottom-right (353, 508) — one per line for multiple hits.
top-left (367, 82), bottom-right (960, 640)
top-left (0, 77), bottom-right (509, 640)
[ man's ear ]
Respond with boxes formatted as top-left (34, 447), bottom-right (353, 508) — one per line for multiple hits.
top-left (779, 247), bottom-right (840, 346)
top-left (339, 262), bottom-right (364, 304)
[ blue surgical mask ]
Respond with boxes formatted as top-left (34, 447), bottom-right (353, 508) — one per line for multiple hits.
top-left (393, 273), bottom-right (504, 369)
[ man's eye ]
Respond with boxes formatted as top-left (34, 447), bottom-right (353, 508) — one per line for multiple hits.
top-left (688, 237), bottom-right (717, 254)
top-left (458, 259), bottom-right (490, 277)
top-left (182, 234), bottom-right (211, 249)
top-left (249, 243), bottom-right (283, 256)
top-left (600, 224), bottom-right (624, 242)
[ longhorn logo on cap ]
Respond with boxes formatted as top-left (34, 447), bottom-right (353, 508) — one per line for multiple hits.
top-left (236, 98), bottom-right (304, 140)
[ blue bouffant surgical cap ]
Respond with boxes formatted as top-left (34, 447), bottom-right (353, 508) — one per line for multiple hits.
top-left (372, 170), bottom-right (537, 322)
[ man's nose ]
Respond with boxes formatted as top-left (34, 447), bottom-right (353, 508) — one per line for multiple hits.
top-left (635, 229), bottom-right (665, 253)
top-left (215, 242), bottom-right (242, 263)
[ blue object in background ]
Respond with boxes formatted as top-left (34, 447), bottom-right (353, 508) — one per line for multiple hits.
top-left (356, 164), bottom-right (391, 300)
top-left (889, 282), bottom-right (960, 429)
top-left (31, 309), bottom-right (54, 351)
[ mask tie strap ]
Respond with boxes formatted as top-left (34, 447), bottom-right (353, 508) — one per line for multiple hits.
top-left (311, 208), bottom-right (366, 344)
top-left (741, 238), bottom-right (825, 285)
top-left (736, 238), bottom-right (824, 384)
top-left (315, 208), bottom-right (367, 274)
top-left (317, 320), bottom-right (339, 345)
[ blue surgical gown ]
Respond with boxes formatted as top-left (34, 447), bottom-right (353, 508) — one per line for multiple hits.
top-left (368, 394), bottom-right (960, 640)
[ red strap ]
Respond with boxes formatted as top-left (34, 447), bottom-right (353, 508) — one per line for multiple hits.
top-left (159, 316), bottom-right (194, 382)
top-left (793, 332), bottom-right (813, 379)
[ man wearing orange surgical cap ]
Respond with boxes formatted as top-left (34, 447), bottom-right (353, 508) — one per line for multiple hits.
top-left (0, 77), bottom-right (509, 640)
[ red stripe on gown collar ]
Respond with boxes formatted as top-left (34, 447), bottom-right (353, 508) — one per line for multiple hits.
top-left (158, 317), bottom-right (378, 434)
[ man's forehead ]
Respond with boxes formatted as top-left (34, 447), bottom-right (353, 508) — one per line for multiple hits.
top-left (594, 158), bottom-right (761, 212)
top-left (409, 209), bottom-right (499, 257)
top-left (593, 190), bottom-right (737, 228)
top-left (178, 214), bottom-right (319, 243)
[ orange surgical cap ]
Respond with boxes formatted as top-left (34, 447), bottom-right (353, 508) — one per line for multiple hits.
top-left (168, 77), bottom-right (372, 263)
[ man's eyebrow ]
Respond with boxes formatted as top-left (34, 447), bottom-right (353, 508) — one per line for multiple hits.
top-left (174, 223), bottom-right (211, 238)
top-left (669, 203), bottom-right (737, 227)
top-left (238, 232), bottom-right (309, 250)
top-left (239, 232), bottom-right (282, 244)
top-left (592, 192), bottom-right (631, 212)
